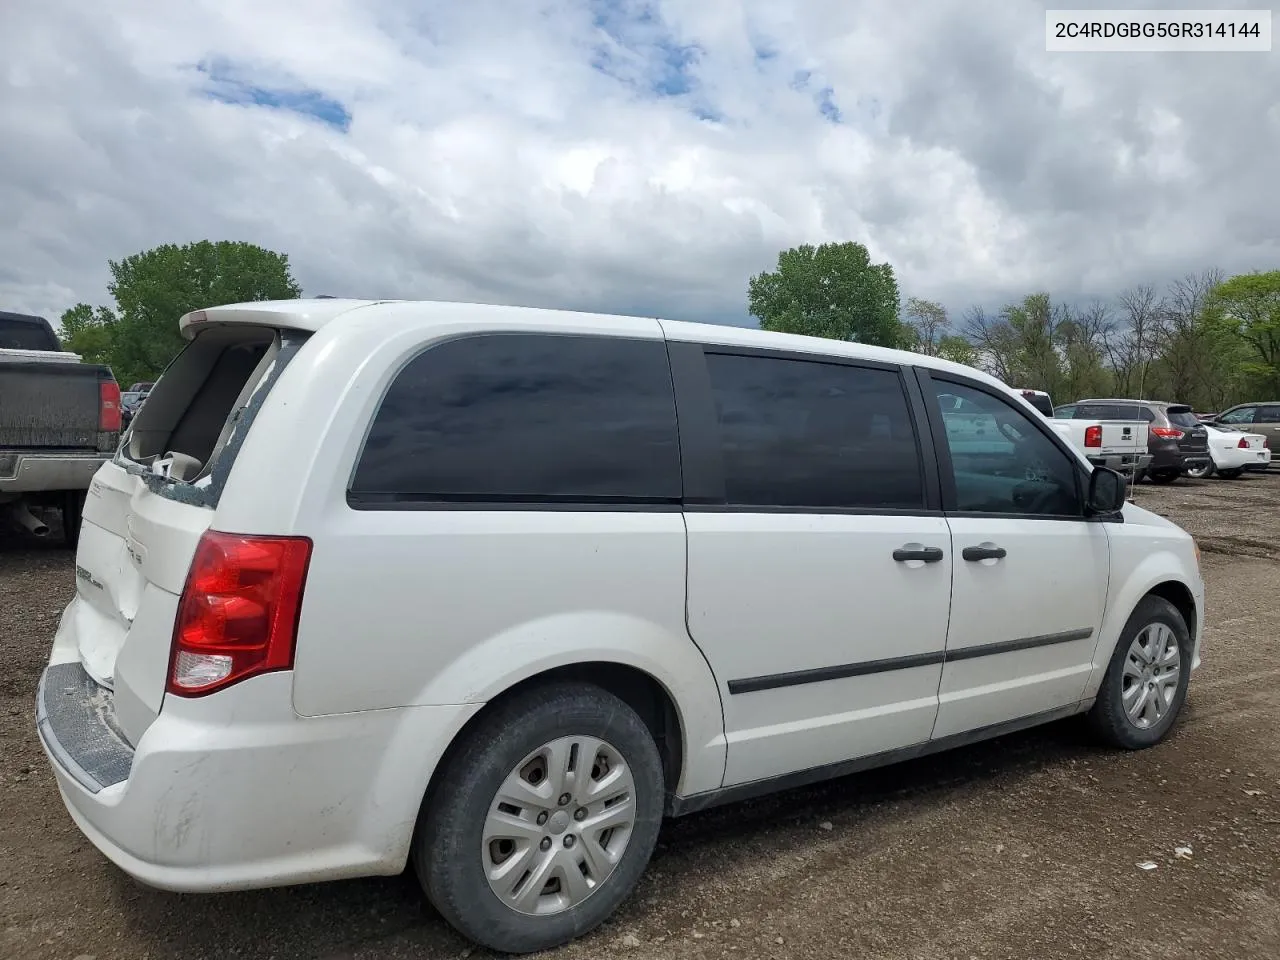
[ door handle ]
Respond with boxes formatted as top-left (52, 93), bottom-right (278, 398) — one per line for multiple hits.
top-left (962, 545), bottom-right (1007, 561)
top-left (893, 545), bottom-right (944, 563)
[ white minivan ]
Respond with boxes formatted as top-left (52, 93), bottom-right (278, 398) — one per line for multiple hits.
top-left (37, 299), bottom-right (1204, 954)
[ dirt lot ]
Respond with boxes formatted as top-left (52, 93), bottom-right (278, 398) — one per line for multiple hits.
top-left (3, 475), bottom-right (1280, 960)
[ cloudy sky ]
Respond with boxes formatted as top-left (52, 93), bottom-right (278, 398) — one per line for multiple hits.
top-left (1, 0), bottom-right (1277, 329)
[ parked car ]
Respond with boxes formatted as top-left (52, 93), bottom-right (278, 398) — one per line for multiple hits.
top-left (1054, 399), bottom-right (1210, 484)
top-left (1211, 403), bottom-right (1280, 456)
top-left (36, 299), bottom-right (1205, 954)
top-left (120, 388), bottom-right (149, 428)
top-left (0, 310), bottom-right (120, 543)
top-left (1186, 423), bottom-right (1271, 479)
top-left (1016, 389), bottom-right (1150, 477)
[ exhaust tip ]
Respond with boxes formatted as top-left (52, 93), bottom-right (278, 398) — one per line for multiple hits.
top-left (5, 502), bottom-right (51, 538)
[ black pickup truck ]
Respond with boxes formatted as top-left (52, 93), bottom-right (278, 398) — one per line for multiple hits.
top-left (0, 311), bottom-right (121, 544)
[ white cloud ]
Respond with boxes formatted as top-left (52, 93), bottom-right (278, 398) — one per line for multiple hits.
top-left (1, 0), bottom-right (1276, 330)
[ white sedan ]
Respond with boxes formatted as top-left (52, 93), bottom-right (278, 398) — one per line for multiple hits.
top-left (1185, 423), bottom-right (1271, 479)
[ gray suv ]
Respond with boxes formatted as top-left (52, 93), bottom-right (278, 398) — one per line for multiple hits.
top-left (1213, 403), bottom-right (1280, 457)
top-left (1053, 399), bottom-right (1210, 484)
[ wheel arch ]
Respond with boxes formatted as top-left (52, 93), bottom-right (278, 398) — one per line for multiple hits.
top-left (1147, 579), bottom-right (1198, 644)
top-left (418, 662), bottom-right (689, 824)
top-left (1085, 551), bottom-right (1203, 701)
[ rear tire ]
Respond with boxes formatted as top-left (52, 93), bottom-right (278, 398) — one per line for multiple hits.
top-left (414, 683), bottom-right (665, 955)
top-left (1217, 468), bottom-right (1244, 479)
top-left (1149, 469), bottom-right (1180, 485)
top-left (1183, 462), bottom-right (1214, 480)
top-left (1088, 596), bottom-right (1190, 750)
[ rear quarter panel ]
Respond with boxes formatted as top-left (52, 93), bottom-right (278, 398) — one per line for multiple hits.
top-left (210, 303), bottom-right (728, 797)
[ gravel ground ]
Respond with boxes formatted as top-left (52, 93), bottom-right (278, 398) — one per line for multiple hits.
top-left (3, 474), bottom-right (1280, 960)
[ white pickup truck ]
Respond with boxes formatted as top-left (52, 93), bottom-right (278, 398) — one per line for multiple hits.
top-left (1015, 389), bottom-right (1152, 476)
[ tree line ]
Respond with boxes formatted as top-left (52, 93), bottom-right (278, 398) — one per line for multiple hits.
top-left (750, 241), bottom-right (1280, 410)
top-left (56, 237), bottom-right (1280, 411)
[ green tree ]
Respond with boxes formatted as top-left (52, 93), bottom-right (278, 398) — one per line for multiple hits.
top-left (1152, 270), bottom-right (1228, 408)
top-left (58, 303), bottom-right (118, 364)
top-left (1058, 301), bottom-right (1113, 401)
top-left (964, 294), bottom-right (1067, 395)
top-left (935, 334), bottom-right (977, 366)
top-left (748, 242), bottom-right (901, 346)
top-left (1004, 294), bottom-right (1066, 394)
top-left (902, 297), bottom-right (949, 356)
top-left (103, 240), bottom-right (301, 385)
top-left (1204, 270), bottom-right (1280, 395)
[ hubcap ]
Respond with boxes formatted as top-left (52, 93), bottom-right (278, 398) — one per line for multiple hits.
top-left (1121, 622), bottom-right (1182, 729)
top-left (482, 736), bottom-right (637, 916)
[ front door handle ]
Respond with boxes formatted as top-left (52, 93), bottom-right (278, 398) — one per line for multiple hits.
top-left (962, 545), bottom-right (1007, 561)
top-left (893, 545), bottom-right (944, 563)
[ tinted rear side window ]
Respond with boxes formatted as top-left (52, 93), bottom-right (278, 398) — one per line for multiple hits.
top-left (1167, 407), bottom-right (1202, 428)
top-left (1077, 403), bottom-right (1142, 421)
top-left (350, 334), bottom-right (681, 504)
top-left (703, 353), bottom-right (923, 510)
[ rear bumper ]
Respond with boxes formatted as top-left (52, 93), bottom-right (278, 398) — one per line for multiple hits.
top-left (1213, 446), bottom-right (1272, 472)
top-left (0, 451), bottom-right (110, 494)
top-left (1146, 443), bottom-right (1185, 473)
top-left (1087, 452), bottom-right (1153, 472)
top-left (36, 665), bottom-right (480, 892)
top-left (1177, 441), bottom-right (1211, 473)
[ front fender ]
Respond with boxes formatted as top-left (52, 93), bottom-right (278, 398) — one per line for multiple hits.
top-left (1084, 549), bottom-right (1204, 699)
top-left (411, 610), bottom-right (727, 798)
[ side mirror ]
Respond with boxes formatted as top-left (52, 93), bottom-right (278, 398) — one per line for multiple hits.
top-left (1086, 466), bottom-right (1126, 516)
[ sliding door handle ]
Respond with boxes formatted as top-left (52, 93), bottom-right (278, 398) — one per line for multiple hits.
top-left (962, 544), bottom-right (1007, 561)
top-left (893, 545), bottom-right (944, 563)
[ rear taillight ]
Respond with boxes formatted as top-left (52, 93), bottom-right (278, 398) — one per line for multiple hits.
top-left (99, 381), bottom-right (121, 432)
top-left (1084, 425), bottom-right (1102, 448)
top-left (1150, 426), bottom-right (1184, 440)
top-left (167, 531), bottom-right (313, 697)
top-left (1239, 437), bottom-right (1251, 449)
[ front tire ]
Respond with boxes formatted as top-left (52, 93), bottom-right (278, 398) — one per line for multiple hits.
top-left (1088, 596), bottom-right (1190, 749)
top-left (414, 683), bottom-right (665, 954)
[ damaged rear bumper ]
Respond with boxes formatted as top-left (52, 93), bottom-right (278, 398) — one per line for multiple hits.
top-left (36, 665), bottom-right (479, 893)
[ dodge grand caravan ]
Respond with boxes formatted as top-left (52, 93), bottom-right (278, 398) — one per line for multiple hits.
top-left (37, 299), bottom-right (1204, 954)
